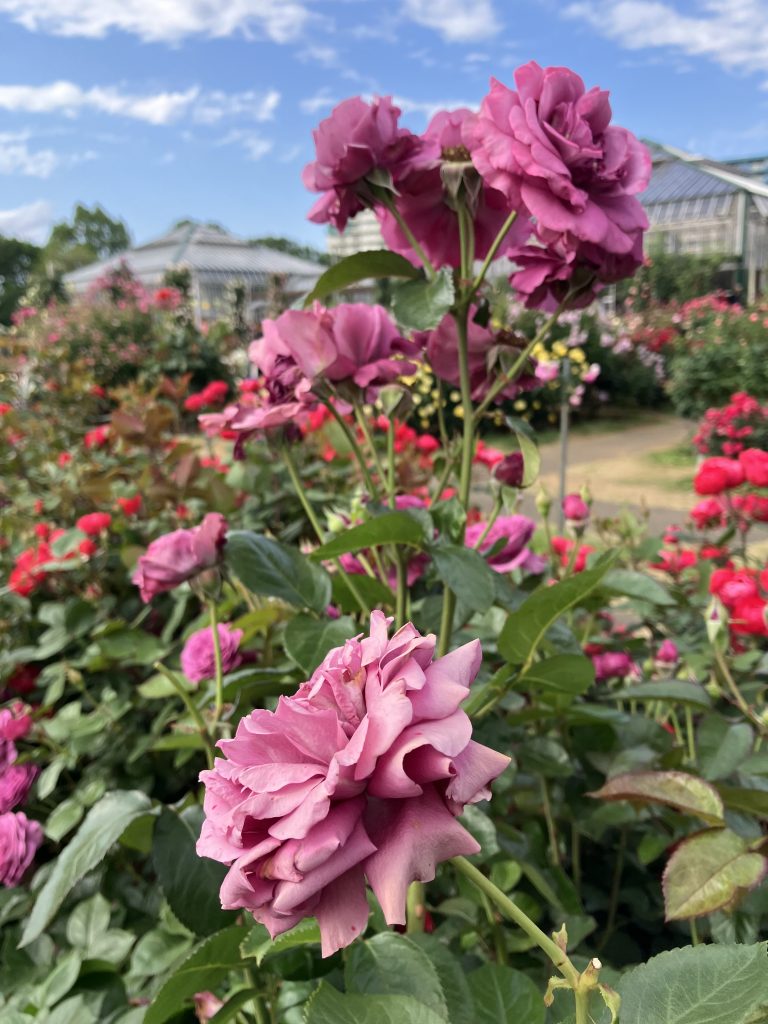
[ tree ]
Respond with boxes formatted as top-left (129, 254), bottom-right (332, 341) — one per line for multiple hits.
top-left (0, 236), bottom-right (41, 324)
top-left (251, 235), bottom-right (331, 266)
top-left (40, 204), bottom-right (130, 275)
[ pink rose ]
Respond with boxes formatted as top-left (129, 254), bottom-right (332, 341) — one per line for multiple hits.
top-left (465, 515), bottom-right (547, 574)
top-left (0, 706), bottom-right (32, 743)
top-left (0, 763), bottom-right (37, 813)
top-left (656, 639), bottom-right (679, 665)
top-left (424, 311), bottom-right (538, 402)
top-left (466, 62), bottom-right (650, 257)
top-left (133, 513), bottom-right (228, 603)
top-left (493, 452), bottom-right (525, 488)
top-left (739, 448), bottom-right (768, 488)
top-left (377, 108), bottom-right (530, 269)
top-left (0, 811), bottom-right (42, 887)
top-left (197, 612), bottom-right (509, 957)
top-left (592, 651), bottom-right (634, 681)
top-left (303, 96), bottom-right (422, 230)
top-left (181, 624), bottom-right (244, 685)
top-left (562, 493), bottom-right (590, 524)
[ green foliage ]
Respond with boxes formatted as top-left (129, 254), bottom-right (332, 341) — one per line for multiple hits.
top-left (0, 234), bottom-right (40, 324)
top-left (618, 248), bottom-right (728, 307)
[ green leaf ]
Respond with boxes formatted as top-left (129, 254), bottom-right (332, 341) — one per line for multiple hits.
top-left (283, 614), bottom-right (358, 675)
top-left (331, 571), bottom-right (394, 613)
top-left (209, 989), bottom-right (263, 1024)
top-left (144, 925), bottom-right (249, 1024)
top-left (305, 982), bottom-right (448, 1024)
top-left (241, 918), bottom-right (321, 966)
top-left (461, 804), bottom-right (500, 860)
top-left (304, 250), bottom-right (420, 306)
top-left (345, 932), bottom-right (447, 1020)
top-left (697, 717), bottom-right (753, 781)
top-left (498, 555), bottom-right (616, 664)
top-left (505, 421), bottom-right (541, 488)
top-left (153, 806), bottom-right (237, 936)
top-left (467, 963), bottom-right (545, 1024)
top-left (225, 531), bottom-right (330, 614)
top-left (409, 934), bottom-right (475, 1024)
top-left (663, 828), bottom-right (767, 920)
top-left (44, 797), bottom-right (84, 841)
top-left (21, 790), bottom-right (152, 946)
top-left (716, 784), bottom-right (768, 818)
top-left (590, 771), bottom-right (724, 825)
top-left (616, 941), bottom-right (768, 1024)
top-left (517, 654), bottom-right (594, 696)
top-left (96, 628), bottom-right (167, 666)
top-left (602, 569), bottom-right (676, 606)
top-left (431, 544), bottom-right (495, 613)
top-left (313, 510), bottom-right (428, 560)
top-left (66, 893), bottom-right (110, 950)
top-left (606, 680), bottom-right (712, 709)
top-left (391, 267), bottom-right (455, 331)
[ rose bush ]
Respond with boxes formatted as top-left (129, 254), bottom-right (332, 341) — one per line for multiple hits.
top-left (1, 62), bottom-right (768, 1024)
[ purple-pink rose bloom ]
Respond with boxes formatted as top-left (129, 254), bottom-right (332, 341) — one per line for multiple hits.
top-left (181, 624), bottom-right (244, 685)
top-left (0, 762), bottom-right (37, 814)
top-left (465, 62), bottom-right (651, 257)
top-left (303, 96), bottom-right (421, 231)
top-left (466, 515), bottom-right (547, 574)
top-left (493, 452), bottom-right (525, 488)
top-left (133, 513), bottom-right (227, 603)
top-left (377, 108), bottom-right (530, 270)
top-left (197, 611), bottom-right (509, 957)
top-left (424, 311), bottom-right (538, 403)
top-left (656, 639), bottom-right (679, 665)
top-left (592, 651), bottom-right (635, 682)
top-left (0, 810), bottom-right (42, 887)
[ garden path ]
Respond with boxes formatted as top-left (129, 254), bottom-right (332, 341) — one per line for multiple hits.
top-left (510, 413), bottom-right (697, 534)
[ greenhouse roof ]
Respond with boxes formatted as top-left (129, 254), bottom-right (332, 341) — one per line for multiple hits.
top-left (643, 142), bottom-right (768, 206)
top-left (64, 222), bottom-right (326, 293)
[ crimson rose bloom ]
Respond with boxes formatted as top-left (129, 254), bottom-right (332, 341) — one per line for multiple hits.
top-left (197, 612), bottom-right (509, 956)
top-left (562, 493), bottom-right (590, 524)
top-left (76, 512), bottom-right (112, 536)
top-left (133, 513), bottom-right (227, 603)
top-left (181, 624), bottom-right (244, 685)
top-left (739, 448), bottom-right (768, 487)
top-left (303, 96), bottom-right (421, 230)
top-left (466, 62), bottom-right (650, 256)
top-left (0, 811), bottom-right (42, 887)
top-left (694, 457), bottom-right (745, 495)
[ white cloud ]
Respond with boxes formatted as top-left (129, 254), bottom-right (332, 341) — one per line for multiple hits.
top-left (300, 89), bottom-right (339, 115)
top-left (299, 89), bottom-right (476, 122)
top-left (402, 0), bottom-right (499, 41)
top-left (0, 81), bottom-right (281, 126)
top-left (0, 199), bottom-right (53, 241)
top-left (0, 133), bottom-right (59, 177)
top-left (218, 129), bottom-right (273, 161)
top-left (0, 0), bottom-right (309, 43)
top-left (299, 44), bottom-right (339, 68)
top-left (565, 1), bottom-right (768, 76)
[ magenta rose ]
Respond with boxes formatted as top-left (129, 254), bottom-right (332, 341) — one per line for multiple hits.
top-left (562, 493), bottom-right (590, 525)
top-left (252, 303), bottom-right (418, 395)
top-left (466, 62), bottom-right (651, 257)
top-left (656, 639), bottom-right (679, 665)
top-left (0, 762), bottom-right (37, 813)
top-left (181, 624), bottom-right (244, 685)
top-left (133, 513), bottom-right (227, 603)
top-left (493, 452), bottom-right (525, 488)
top-left (197, 611), bottom-right (509, 956)
top-left (0, 811), bottom-right (42, 887)
top-left (303, 96), bottom-right (422, 230)
top-left (592, 651), bottom-right (635, 681)
top-left (466, 515), bottom-right (547, 574)
top-left (424, 311), bottom-right (538, 403)
top-left (0, 706), bottom-right (31, 743)
top-left (377, 107), bottom-right (531, 269)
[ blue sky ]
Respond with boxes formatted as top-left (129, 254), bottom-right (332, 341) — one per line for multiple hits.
top-left (1, 0), bottom-right (768, 250)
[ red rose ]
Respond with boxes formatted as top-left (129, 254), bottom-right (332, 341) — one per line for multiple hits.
top-left (694, 457), bottom-right (745, 495)
top-left (739, 448), bottom-right (768, 487)
top-left (76, 512), bottom-right (112, 536)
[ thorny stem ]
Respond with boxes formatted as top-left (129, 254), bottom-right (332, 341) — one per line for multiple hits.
top-left (382, 195), bottom-right (437, 280)
top-left (540, 776), bottom-right (562, 868)
top-left (322, 398), bottom-right (378, 497)
top-left (282, 444), bottom-right (370, 617)
top-left (598, 827), bottom-right (627, 952)
top-left (713, 644), bottom-right (768, 736)
top-left (154, 662), bottom-right (215, 770)
top-left (452, 856), bottom-right (580, 988)
top-left (406, 880), bottom-right (426, 933)
top-left (472, 210), bottom-right (518, 293)
top-left (473, 493), bottom-right (503, 550)
top-left (209, 599), bottom-right (225, 723)
top-left (354, 402), bottom-right (388, 488)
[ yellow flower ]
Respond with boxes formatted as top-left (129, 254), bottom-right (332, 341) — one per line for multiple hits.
top-left (514, 399), bottom-right (527, 411)
top-left (570, 347), bottom-right (585, 364)
top-left (552, 341), bottom-right (568, 358)
top-left (450, 390), bottom-right (461, 402)
top-left (455, 405), bottom-right (465, 418)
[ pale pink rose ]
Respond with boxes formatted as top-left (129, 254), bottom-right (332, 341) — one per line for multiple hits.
top-left (583, 363), bottom-right (601, 383)
top-left (592, 651), bottom-right (635, 681)
top-left (0, 811), bottom-right (42, 887)
top-left (133, 513), bottom-right (227, 603)
top-left (535, 361), bottom-right (560, 384)
top-left (197, 612), bottom-right (509, 957)
top-left (562, 494), bottom-right (590, 525)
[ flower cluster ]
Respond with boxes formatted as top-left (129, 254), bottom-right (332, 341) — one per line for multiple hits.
top-left (694, 393), bottom-right (768, 457)
top-left (197, 612), bottom-right (509, 956)
top-left (711, 567), bottom-right (768, 637)
top-left (185, 381), bottom-right (230, 413)
top-left (0, 706), bottom-right (41, 888)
